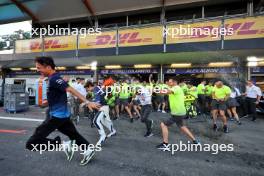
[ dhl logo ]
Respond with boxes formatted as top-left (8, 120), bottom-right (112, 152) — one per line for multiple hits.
top-left (88, 32), bottom-right (152, 46)
top-left (30, 39), bottom-right (69, 50)
top-left (224, 21), bottom-right (264, 35)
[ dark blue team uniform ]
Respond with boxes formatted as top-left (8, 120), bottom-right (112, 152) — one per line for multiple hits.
top-left (93, 86), bottom-right (107, 105)
top-left (47, 73), bottom-right (70, 118)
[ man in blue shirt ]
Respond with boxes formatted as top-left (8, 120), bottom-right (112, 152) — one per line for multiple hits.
top-left (26, 56), bottom-right (100, 166)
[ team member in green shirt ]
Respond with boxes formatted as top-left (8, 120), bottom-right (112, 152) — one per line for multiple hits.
top-left (156, 78), bottom-right (199, 150)
top-left (205, 82), bottom-right (214, 97)
top-left (187, 83), bottom-right (198, 99)
top-left (105, 92), bottom-right (117, 120)
top-left (117, 80), bottom-right (134, 123)
top-left (179, 81), bottom-right (188, 95)
top-left (130, 79), bottom-right (142, 119)
top-left (211, 80), bottom-right (231, 133)
top-left (185, 83), bottom-right (198, 118)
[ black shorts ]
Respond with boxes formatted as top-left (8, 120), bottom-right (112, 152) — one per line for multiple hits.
top-left (211, 99), bottom-right (227, 111)
top-left (132, 99), bottom-right (140, 106)
top-left (205, 96), bottom-right (212, 104)
top-left (164, 95), bottom-right (169, 102)
top-left (115, 97), bottom-right (120, 105)
top-left (155, 95), bottom-right (165, 104)
top-left (227, 98), bottom-right (239, 108)
top-left (163, 115), bottom-right (186, 127)
top-left (119, 98), bottom-right (129, 106)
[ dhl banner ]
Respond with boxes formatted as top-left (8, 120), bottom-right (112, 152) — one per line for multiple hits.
top-left (118, 26), bottom-right (163, 47)
top-left (15, 36), bottom-right (77, 53)
top-left (79, 30), bottom-right (116, 49)
top-left (15, 16), bottom-right (264, 53)
top-left (16, 38), bottom-right (42, 53)
top-left (79, 26), bottom-right (163, 49)
top-left (224, 16), bottom-right (264, 40)
top-left (166, 20), bottom-right (222, 44)
top-left (43, 35), bottom-right (76, 52)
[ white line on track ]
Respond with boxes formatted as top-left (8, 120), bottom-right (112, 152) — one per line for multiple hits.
top-left (0, 116), bottom-right (44, 122)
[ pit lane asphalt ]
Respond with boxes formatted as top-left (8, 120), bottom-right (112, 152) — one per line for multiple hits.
top-left (0, 106), bottom-right (263, 176)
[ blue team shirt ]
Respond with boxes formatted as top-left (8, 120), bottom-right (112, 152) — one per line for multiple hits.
top-left (93, 86), bottom-right (107, 105)
top-left (47, 73), bottom-right (70, 118)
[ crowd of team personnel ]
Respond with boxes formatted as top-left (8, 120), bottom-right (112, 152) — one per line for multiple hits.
top-left (64, 74), bottom-right (262, 134)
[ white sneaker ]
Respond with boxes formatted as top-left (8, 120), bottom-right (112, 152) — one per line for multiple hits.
top-left (62, 140), bottom-right (76, 161)
top-left (157, 109), bottom-right (161, 112)
top-left (107, 129), bottom-right (117, 138)
top-left (80, 149), bottom-right (95, 166)
top-left (162, 110), bottom-right (166, 113)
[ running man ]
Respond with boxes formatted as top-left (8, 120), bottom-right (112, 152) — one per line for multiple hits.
top-left (25, 56), bottom-right (101, 166)
top-left (211, 80), bottom-right (231, 133)
top-left (156, 78), bottom-right (199, 150)
top-left (84, 82), bottom-right (117, 146)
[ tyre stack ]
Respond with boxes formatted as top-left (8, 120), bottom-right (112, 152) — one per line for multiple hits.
top-left (4, 84), bottom-right (29, 113)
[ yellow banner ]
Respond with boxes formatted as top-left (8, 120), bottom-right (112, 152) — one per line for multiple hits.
top-left (15, 38), bottom-right (42, 53)
top-left (118, 26), bottom-right (163, 47)
top-left (44, 36), bottom-right (76, 52)
top-left (167, 21), bottom-right (222, 44)
top-left (15, 16), bottom-right (264, 53)
top-left (79, 26), bottom-right (163, 49)
top-left (15, 36), bottom-right (77, 53)
top-left (79, 30), bottom-right (116, 49)
top-left (224, 16), bottom-right (264, 40)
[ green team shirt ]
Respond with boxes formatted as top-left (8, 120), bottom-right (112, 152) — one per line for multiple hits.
top-left (188, 86), bottom-right (198, 98)
top-left (130, 83), bottom-right (137, 96)
top-left (180, 84), bottom-right (188, 95)
top-left (105, 96), bottom-right (116, 107)
top-left (197, 84), bottom-right (205, 95)
top-left (169, 86), bottom-right (186, 116)
top-left (205, 85), bottom-right (213, 96)
top-left (119, 83), bottom-right (130, 99)
top-left (86, 91), bottom-right (94, 100)
top-left (212, 85), bottom-right (231, 99)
